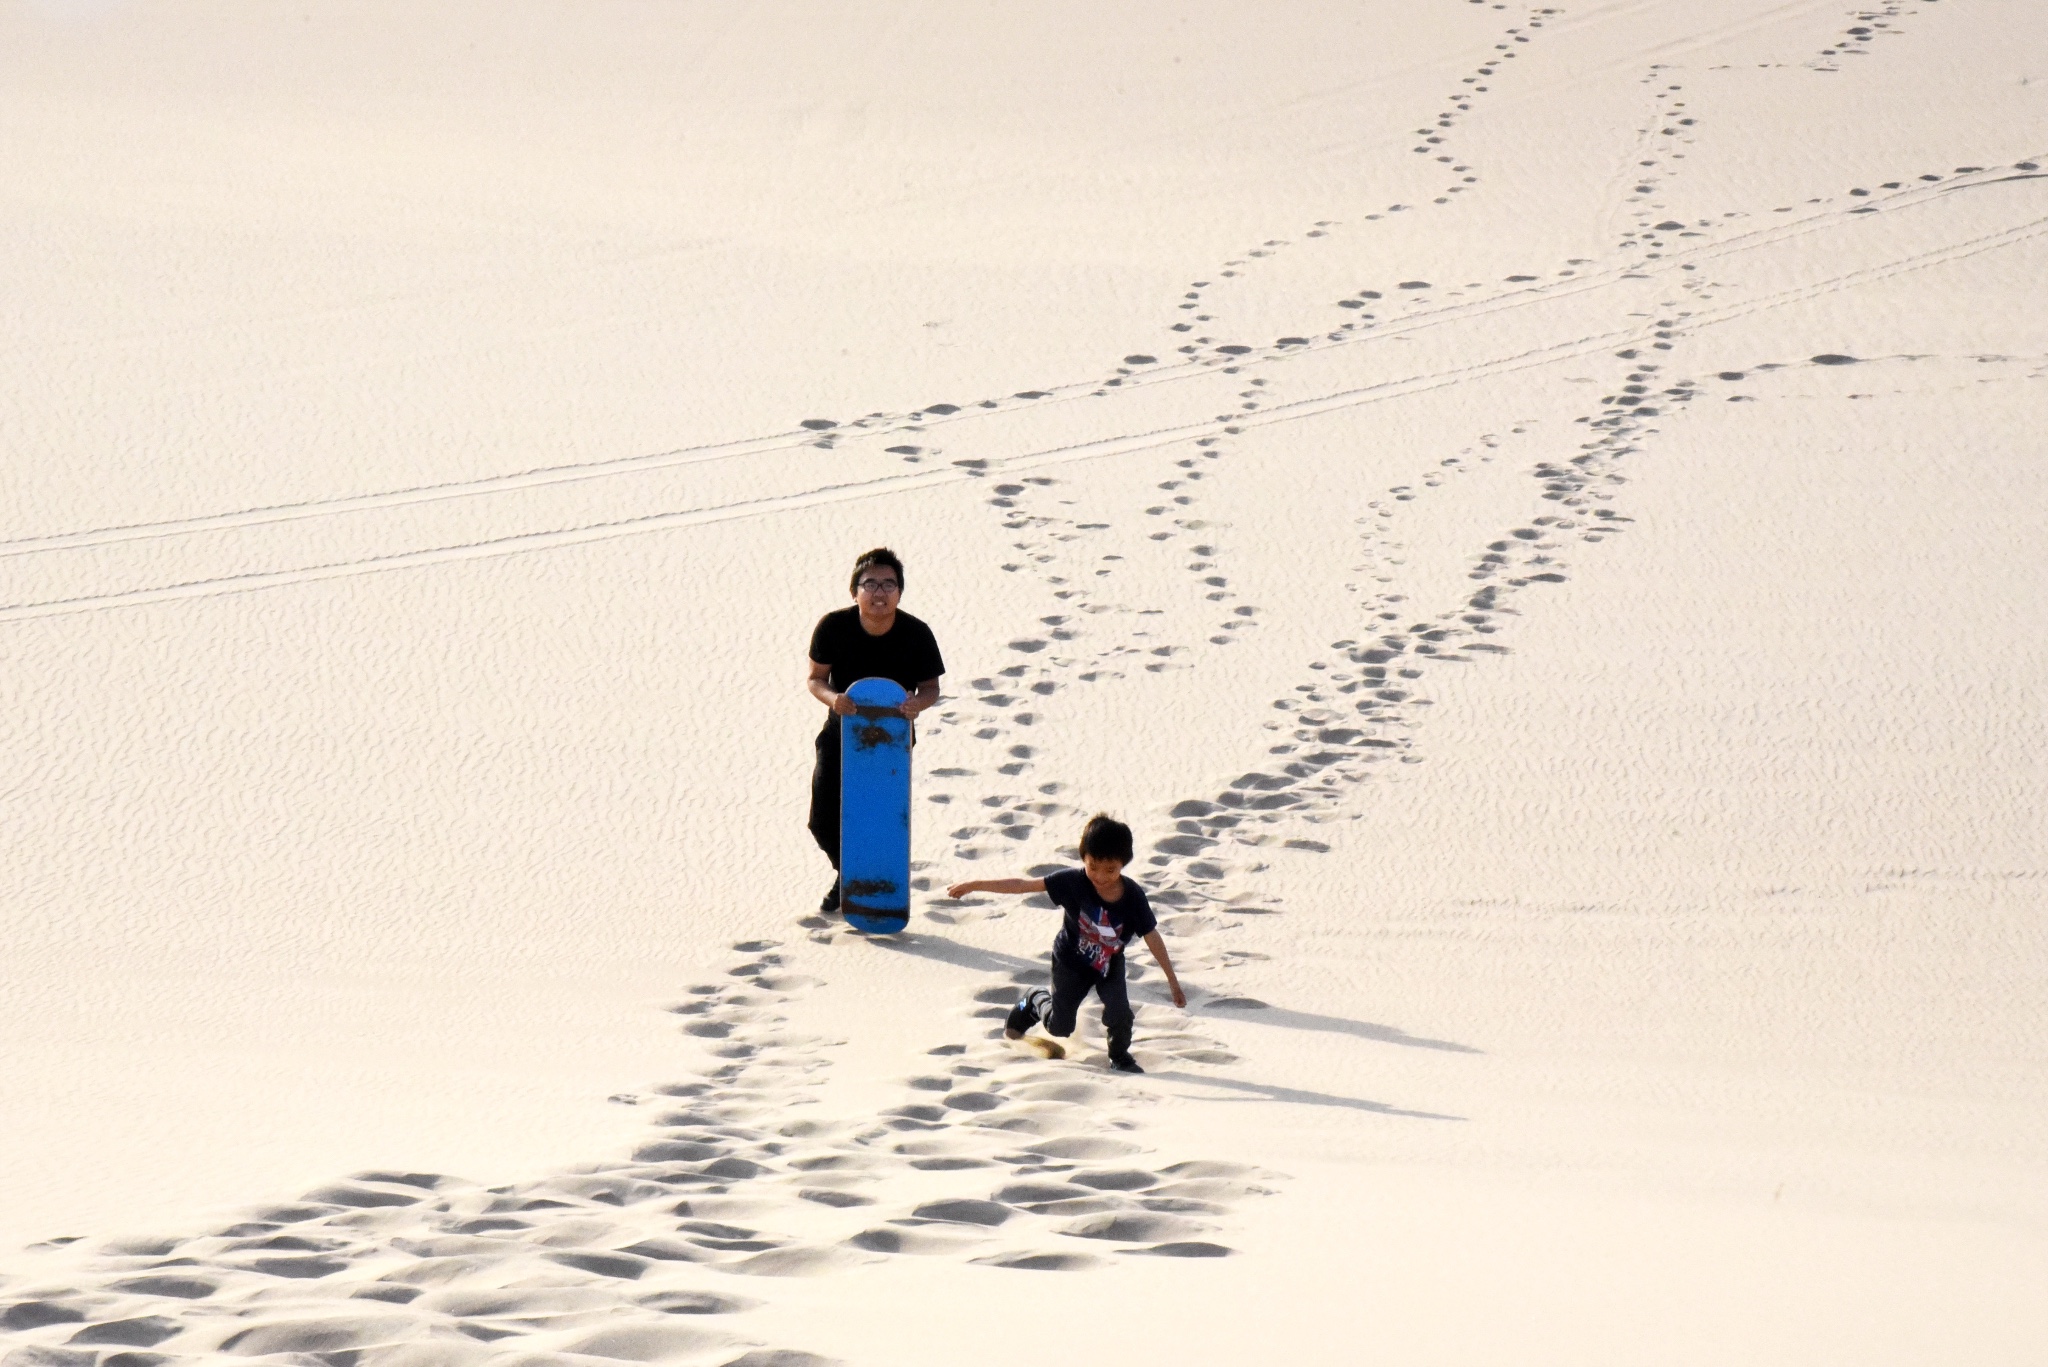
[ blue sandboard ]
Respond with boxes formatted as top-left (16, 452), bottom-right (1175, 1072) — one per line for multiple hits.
top-left (840, 677), bottom-right (912, 934)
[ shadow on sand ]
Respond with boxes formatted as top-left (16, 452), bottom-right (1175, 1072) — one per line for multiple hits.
top-left (1148, 1070), bottom-right (1465, 1122)
top-left (865, 931), bottom-right (1466, 1121)
top-left (862, 928), bottom-right (1047, 978)
top-left (1196, 999), bottom-right (1482, 1055)
top-left (863, 930), bottom-right (1483, 1055)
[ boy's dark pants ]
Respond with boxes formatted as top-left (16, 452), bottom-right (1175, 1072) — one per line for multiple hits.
top-left (1045, 954), bottom-right (1134, 1058)
top-left (808, 726), bottom-right (840, 869)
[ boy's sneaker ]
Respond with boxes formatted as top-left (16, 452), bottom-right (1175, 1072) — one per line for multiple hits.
top-left (1108, 1052), bottom-right (1144, 1074)
top-left (1004, 989), bottom-right (1051, 1040)
top-left (820, 880), bottom-right (841, 914)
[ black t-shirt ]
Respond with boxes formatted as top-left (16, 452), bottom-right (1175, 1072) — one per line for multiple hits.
top-left (809, 607), bottom-right (946, 724)
top-left (1045, 868), bottom-right (1157, 973)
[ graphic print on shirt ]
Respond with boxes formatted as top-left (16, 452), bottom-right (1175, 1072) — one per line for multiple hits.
top-left (1074, 905), bottom-right (1124, 973)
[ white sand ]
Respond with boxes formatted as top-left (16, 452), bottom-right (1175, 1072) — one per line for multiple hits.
top-left (4, 1), bottom-right (2045, 1363)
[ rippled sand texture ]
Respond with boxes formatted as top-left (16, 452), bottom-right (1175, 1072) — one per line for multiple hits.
top-left (5, 2), bottom-right (2046, 1365)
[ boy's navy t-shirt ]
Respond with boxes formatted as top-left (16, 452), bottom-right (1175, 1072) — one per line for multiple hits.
top-left (1044, 869), bottom-right (1156, 974)
top-left (808, 607), bottom-right (946, 735)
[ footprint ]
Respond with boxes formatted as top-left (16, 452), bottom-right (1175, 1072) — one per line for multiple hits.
top-left (971, 1251), bottom-right (1101, 1272)
top-left (846, 1227), bottom-right (973, 1255)
top-left (720, 1246), bottom-right (866, 1278)
top-left (103, 1276), bottom-right (215, 1300)
top-left (1122, 1241), bottom-right (1234, 1258)
top-left (220, 1314), bottom-right (424, 1356)
top-left (1010, 1081), bottom-right (1108, 1105)
top-left (548, 1249), bottom-right (653, 1279)
top-left (993, 1181), bottom-right (1093, 1204)
top-left (1058, 1212), bottom-right (1205, 1243)
top-left (63, 1317), bottom-right (181, 1348)
top-left (909, 1199), bottom-right (1013, 1227)
top-left (1068, 1169), bottom-right (1158, 1192)
top-left (943, 1090), bottom-right (1001, 1111)
top-left (641, 1290), bottom-right (754, 1315)
top-left (350, 1284), bottom-right (424, 1305)
top-left (1141, 1197), bottom-right (1230, 1215)
top-left (721, 1351), bottom-right (843, 1367)
top-left (1158, 1161), bottom-right (1260, 1181)
top-left (300, 1180), bottom-right (427, 1208)
top-left (1024, 1136), bottom-right (1141, 1161)
top-left (618, 1236), bottom-right (717, 1263)
top-left (562, 1321), bottom-right (729, 1361)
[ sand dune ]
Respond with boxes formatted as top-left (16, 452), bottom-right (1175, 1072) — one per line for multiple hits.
top-left (4, 2), bottom-right (2045, 1364)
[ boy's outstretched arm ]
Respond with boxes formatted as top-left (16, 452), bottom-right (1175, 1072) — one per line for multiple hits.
top-left (946, 876), bottom-right (1048, 899)
top-left (1141, 930), bottom-right (1188, 1008)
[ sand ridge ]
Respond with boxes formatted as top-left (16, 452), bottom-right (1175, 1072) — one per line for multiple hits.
top-left (6, 0), bottom-right (2047, 1363)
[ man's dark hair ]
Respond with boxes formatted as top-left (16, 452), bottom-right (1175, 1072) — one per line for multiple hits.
top-left (849, 547), bottom-right (905, 594)
top-left (1079, 813), bottom-right (1134, 864)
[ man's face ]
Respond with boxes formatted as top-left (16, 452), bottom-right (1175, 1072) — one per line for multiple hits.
top-left (853, 567), bottom-right (901, 607)
top-left (1082, 855), bottom-right (1125, 892)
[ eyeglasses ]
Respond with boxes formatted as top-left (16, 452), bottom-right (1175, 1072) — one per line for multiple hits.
top-left (857, 578), bottom-right (900, 593)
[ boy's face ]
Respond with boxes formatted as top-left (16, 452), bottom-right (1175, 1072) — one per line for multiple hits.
top-left (1082, 855), bottom-right (1125, 894)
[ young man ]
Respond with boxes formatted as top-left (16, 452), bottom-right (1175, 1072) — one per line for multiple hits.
top-left (806, 548), bottom-right (945, 913)
top-left (947, 814), bottom-right (1186, 1073)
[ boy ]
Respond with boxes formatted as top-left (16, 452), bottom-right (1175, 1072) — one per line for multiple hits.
top-left (947, 814), bottom-right (1186, 1073)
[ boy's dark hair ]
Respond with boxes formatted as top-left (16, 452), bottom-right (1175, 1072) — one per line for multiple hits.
top-left (1079, 813), bottom-right (1134, 864)
top-left (849, 547), bottom-right (905, 594)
